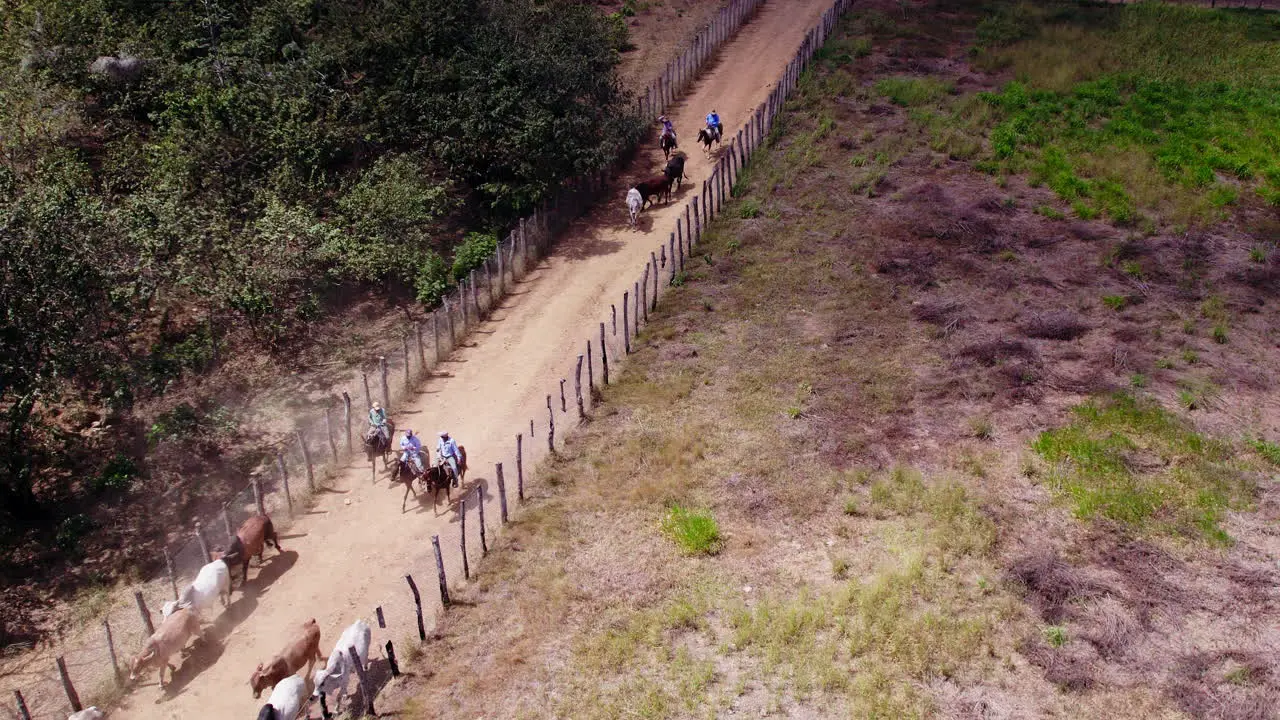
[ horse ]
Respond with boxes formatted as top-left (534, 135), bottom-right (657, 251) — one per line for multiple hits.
top-left (391, 452), bottom-right (426, 512)
top-left (696, 126), bottom-right (720, 155)
top-left (626, 187), bottom-right (643, 227)
top-left (664, 153), bottom-right (687, 190)
top-left (634, 175), bottom-right (672, 210)
top-left (421, 446), bottom-right (467, 505)
top-left (363, 419), bottom-right (395, 468)
top-left (660, 131), bottom-right (677, 160)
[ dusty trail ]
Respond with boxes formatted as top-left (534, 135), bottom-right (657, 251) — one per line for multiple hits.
top-left (112, 2), bottom-right (833, 717)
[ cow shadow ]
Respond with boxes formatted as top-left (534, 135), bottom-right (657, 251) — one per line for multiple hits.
top-left (244, 549), bottom-right (299, 596)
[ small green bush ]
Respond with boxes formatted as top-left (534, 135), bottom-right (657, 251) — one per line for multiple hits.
top-left (1248, 246), bottom-right (1267, 263)
top-left (1043, 625), bottom-right (1068, 648)
top-left (1248, 438), bottom-right (1280, 466)
top-left (874, 76), bottom-right (953, 106)
top-left (451, 232), bottom-right (498, 282)
top-left (1102, 295), bottom-right (1127, 310)
top-left (414, 251), bottom-right (450, 306)
top-left (91, 454), bottom-right (137, 495)
top-left (739, 198), bottom-right (761, 219)
top-left (661, 505), bottom-right (722, 555)
top-left (1211, 325), bottom-right (1228, 344)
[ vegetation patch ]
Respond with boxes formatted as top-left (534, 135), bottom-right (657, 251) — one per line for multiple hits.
top-left (1031, 393), bottom-right (1255, 543)
top-left (659, 505), bottom-right (723, 555)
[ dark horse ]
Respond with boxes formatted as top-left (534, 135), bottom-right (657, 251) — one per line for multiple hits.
top-left (364, 419), bottom-right (395, 468)
top-left (391, 452), bottom-right (426, 512)
top-left (696, 126), bottom-right (720, 155)
top-left (421, 446), bottom-right (467, 505)
top-left (660, 131), bottom-right (677, 160)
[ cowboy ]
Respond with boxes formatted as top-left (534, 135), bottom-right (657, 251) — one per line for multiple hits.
top-left (705, 109), bottom-right (722, 141)
top-left (368, 403), bottom-right (389, 443)
top-left (659, 115), bottom-right (677, 145)
top-left (437, 431), bottom-right (461, 487)
top-left (399, 429), bottom-right (424, 473)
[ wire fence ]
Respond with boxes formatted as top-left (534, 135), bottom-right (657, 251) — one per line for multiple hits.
top-left (0, 0), bottom-right (783, 717)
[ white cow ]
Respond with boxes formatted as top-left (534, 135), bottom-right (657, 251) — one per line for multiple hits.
top-left (312, 619), bottom-right (372, 714)
top-left (257, 674), bottom-right (311, 720)
top-left (68, 709), bottom-right (104, 720)
top-left (161, 557), bottom-right (231, 620)
top-left (626, 187), bottom-right (643, 228)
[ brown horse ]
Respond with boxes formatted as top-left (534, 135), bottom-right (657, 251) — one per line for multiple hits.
top-left (391, 452), bottom-right (426, 512)
top-left (660, 131), bottom-right (677, 160)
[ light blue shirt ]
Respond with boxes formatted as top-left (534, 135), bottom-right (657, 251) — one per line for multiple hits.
top-left (707, 113), bottom-right (720, 126)
top-left (437, 437), bottom-right (459, 459)
top-left (400, 435), bottom-right (422, 454)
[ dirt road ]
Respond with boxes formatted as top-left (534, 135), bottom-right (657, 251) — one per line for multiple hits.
top-left (111, 2), bottom-right (834, 717)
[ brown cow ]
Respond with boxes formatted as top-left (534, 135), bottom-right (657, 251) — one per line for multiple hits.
top-left (129, 607), bottom-right (203, 687)
top-left (634, 175), bottom-right (672, 210)
top-left (224, 514), bottom-right (283, 586)
top-left (249, 618), bottom-right (324, 698)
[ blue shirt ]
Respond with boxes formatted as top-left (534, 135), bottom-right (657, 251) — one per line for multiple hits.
top-left (707, 113), bottom-right (720, 126)
top-left (662, 120), bottom-right (674, 134)
top-left (438, 437), bottom-right (459, 459)
top-left (400, 435), bottom-right (422, 454)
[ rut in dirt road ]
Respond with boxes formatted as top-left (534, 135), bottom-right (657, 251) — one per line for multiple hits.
top-left (106, 2), bottom-right (837, 718)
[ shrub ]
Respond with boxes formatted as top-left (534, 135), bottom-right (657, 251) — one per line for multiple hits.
top-left (968, 416), bottom-right (994, 440)
top-left (1248, 438), bottom-right (1280, 466)
top-left (414, 251), bottom-right (450, 307)
top-left (1249, 246), bottom-right (1267, 263)
top-left (451, 232), bottom-right (498, 282)
top-left (661, 505), bottom-right (722, 555)
top-left (1043, 625), bottom-right (1068, 648)
top-left (874, 76), bottom-right (953, 106)
top-left (739, 199), bottom-right (761, 219)
top-left (1211, 325), bottom-right (1228, 344)
top-left (1102, 295), bottom-right (1127, 310)
top-left (90, 454), bottom-right (137, 495)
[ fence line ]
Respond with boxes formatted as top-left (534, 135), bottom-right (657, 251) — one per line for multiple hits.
top-left (1, 1), bottom-right (789, 717)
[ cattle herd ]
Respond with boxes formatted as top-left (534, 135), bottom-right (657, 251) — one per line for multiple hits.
top-left (111, 512), bottom-right (370, 720)
top-left (627, 152), bottom-right (687, 227)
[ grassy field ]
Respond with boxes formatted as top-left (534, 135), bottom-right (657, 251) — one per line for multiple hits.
top-left (381, 1), bottom-right (1280, 717)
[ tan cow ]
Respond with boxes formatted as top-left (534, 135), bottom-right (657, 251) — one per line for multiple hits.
top-left (249, 618), bottom-right (324, 698)
top-left (129, 607), bottom-right (203, 687)
top-left (224, 514), bottom-right (283, 587)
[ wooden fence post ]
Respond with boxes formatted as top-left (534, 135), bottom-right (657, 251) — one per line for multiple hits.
top-left (587, 340), bottom-right (596, 398)
top-left (477, 486), bottom-right (488, 555)
top-left (343, 391), bottom-right (353, 453)
top-left (516, 433), bottom-right (524, 502)
top-left (432, 535), bottom-right (450, 607)
top-left (679, 228), bottom-right (686, 273)
top-left (325, 407), bottom-right (338, 463)
top-left (547, 394), bottom-right (555, 452)
top-left (56, 657), bottom-right (81, 712)
top-left (385, 640), bottom-right (401, 677)
top-left (104, 618), bottom-right (122, 686)
top-left (460, 497), bottom-right (469, 580)
top-left (623, 292), bottom-right (631, 354)
top-left (416, 321), bottom-right (426, 372)
top-left (611, 304), bottom-right (617, 335)
top-left (297, 429), bottom-right (315, 491)
top-left (13, 690), bottom-right (31, 720)
top-left (433, 310), bottom-right (442, 364)
top-left (445, 298), bottom-right (456, 349)
top-left (496, 463), bottom-right (509, 524)
top-left (641, 267), bottom-right (649, 323)
top-left (651, 251), bottom-right (659, 310)
top-left (379, 356), bottom-right (390, 412)
top-left (222, 507), bottom-right (234, 544)
top-left (559, 378), bottom-right (567, 413)
top-left (194, 521), bottom-right (210, 565)
top-left (402, 335), bottom-right (411, 390)
top-left (376, 606), bottom-right (385, 628)
top-left (600, 322), bottom-right (610, 385)
top-left (164, 547), bottom-right (179, 600)
top-left (635, 281), bottom-right (642, 332)
top-left (134, 590), bottom-right (155, 636)
top-left (349, 645), bottom-right (375, 717)
top-left (405, 575), bottom-right (426, 641)
top-left (575, 355), bottom-right (585, 420)
top-left (471, 269), bottom-right (480, 322)
top-left (670, 234), bottom-right (677, 283)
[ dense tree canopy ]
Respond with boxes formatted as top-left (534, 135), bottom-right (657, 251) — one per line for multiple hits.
top-left (0, 0), bottom-right (635, 531)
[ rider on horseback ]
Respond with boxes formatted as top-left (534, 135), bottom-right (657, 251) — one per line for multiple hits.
top-left (437, 431), bottom-right (461, 488)
top-left (706, 110), bottom-right (722, 142)
top-left (400, 429), bottom-right (424, 474)
top-left (659, 115), bottom-right (677, 146)
top-left (368, 403), bottom-right (389, 444)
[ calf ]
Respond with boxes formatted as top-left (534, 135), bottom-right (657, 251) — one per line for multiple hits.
top-left (258, 674), bottom-right (312, 720)
top-left (250, 618), bottom-right (323, 698)
top-left (162, 556), bottom-right (231, 619)
top-left (634, 175), bottom-right (672, 210)
top-left (312, 619), bottom-right (371, 714)
top-left (129, 607), bottom-right (203, 687)
top-left (664, 153), bottom-right (687, 190)
top-left (68, 709), bottom-right (104, 720)
top-left (626, 187), bottom-right (642, 227)
top-left (225, 514), bottom-right (282, 586)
